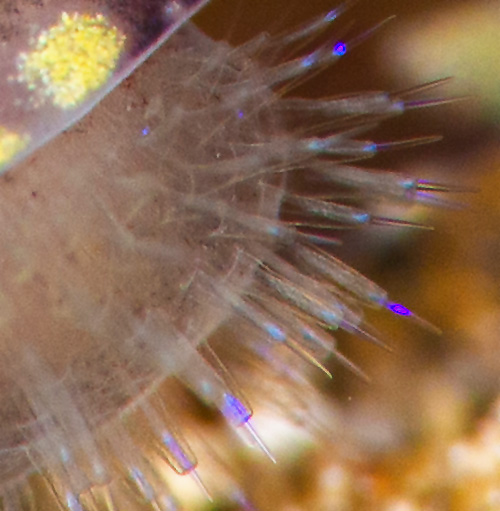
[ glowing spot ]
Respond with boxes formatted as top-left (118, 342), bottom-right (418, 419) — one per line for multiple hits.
top-left (265, 323), bottom-right (286, 342)
top-left (353, 212), bottom-right (371, 224)
top-left (222, 394), bottom-right (251, 426)
top-left (65, 493), bottom-right (83, 511)
top-left (308, 138), bottom-right (326, 151)
top-left (18, 12), bottom-right (126, 109)
top-left (302, 53), bottom-right (317, 68)
top-left (363, 142), bottom-right (377, 153)
top-left (162, 433), bottom-right (195, 473)
top-left (325, 10), bottom-right (339, 22)
top-left (387, 302), bottom-right (412, 317)
top-left (0, 127), bottom-right (30, 167)
top-left (333, 42), bottom-right (347, 56)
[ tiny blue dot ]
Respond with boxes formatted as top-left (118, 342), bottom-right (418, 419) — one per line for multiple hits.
top-left (401, 178), bottom-right (417, 190)
top-left (354, 212), bottom-right (370, 224)
top-left (266, 323), bottom-right (286, 342)
top-left (321, 309), bottom-right (339, 325)
top-left (238, 110), bottom-right (244, 119)
top-left (325, 10), bottom-right (338, 22)
top-left (267, 225), bottom-right (281, 238)
top-left (142, 126), bottom-right (150, 136)
top-left (302, 53), bottom-right (317, 68)
top-left (333, 42), bottom-right (347, 56)
top-left (363, 143), bottom-right (377, 153)
top-left (308, 139), bottom-right (326, 152)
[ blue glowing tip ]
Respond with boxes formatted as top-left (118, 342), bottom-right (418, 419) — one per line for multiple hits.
top-left (141, 126), bottom-right (150, 136)
top-left (222, 394), bottom-right (251, 427)
top-left (238, 110), bottom-right (245, 119)
top-left (353, 212), bottom-right (371, 224)
top-left (162, 433), bottom-right (194, 472)
top-left (307, 139), bottom-right (327, 152)
top-left (387, 302), bottom-right (412, 317)
top-left (325, 10), bottom-right (338, 22)
top-left (265, 322), bottom-right (286, 342)
top-left (267, 225), bottom-right (281, 238)
top-left (301, 53), bottom-right (317, 68)
top-left (333, 42), bottom-right (347, 56)
top-left (363, 143), bottom-right (378, 153)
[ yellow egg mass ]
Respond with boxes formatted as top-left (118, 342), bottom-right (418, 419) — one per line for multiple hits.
top-left (18, 12), bottom-right (126, 109)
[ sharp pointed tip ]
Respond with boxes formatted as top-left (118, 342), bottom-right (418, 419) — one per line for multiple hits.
top-left (344, 322), bottom-right (393, 352)
top-left (243, 421), bottom-right (277, 463)
top-left (190, 470), bottom-right (213, 502)
top-left (417, 180), bottom-right (479, 194)
top-left (412, 314), bottom-right (443, 336)
top-left (332, 349), bottom-right (371, 383)
top-left (395, 77), bottom-right (454, 98)
top-left (386, 302), bottom-right (442, 335)
top-left (405, 95), bottom-right (472, 110)
top-left (372, 216), bottom-right (434, 230)
top-left (286, 338), bottom-right (333, 378)
top-left (375, 135), bottom-right (443, 152)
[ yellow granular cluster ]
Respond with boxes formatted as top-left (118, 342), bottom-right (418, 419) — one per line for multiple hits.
top-left (0, 127), bottom-right (29, 167)
top-left (18, 12), bottom-right (126, 109)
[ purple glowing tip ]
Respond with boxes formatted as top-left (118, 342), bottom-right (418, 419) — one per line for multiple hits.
top-left (333, 41), bottom-right (347, 56)
top-left (387, 302), bottom-right (413, 317)
top-left (222, 394), bottom-right (252, 427)
top-left (162, 433), bottom-right (195, 473)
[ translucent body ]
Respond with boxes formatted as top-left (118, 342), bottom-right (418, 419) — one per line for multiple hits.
top-left (0, 0), bottom-right (448, 506)
top-left (0, 20), bottom-right (283, 487)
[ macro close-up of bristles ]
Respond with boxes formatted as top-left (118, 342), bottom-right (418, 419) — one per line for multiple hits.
top-left (0, 0), bottom-right (499, 510)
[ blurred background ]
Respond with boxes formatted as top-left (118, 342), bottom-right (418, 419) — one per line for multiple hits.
top-left (181, 1), bottom-right (500, 510)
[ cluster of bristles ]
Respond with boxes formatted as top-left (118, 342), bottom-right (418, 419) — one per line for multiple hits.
top-left (0, 5), bottom-right (459, 511)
